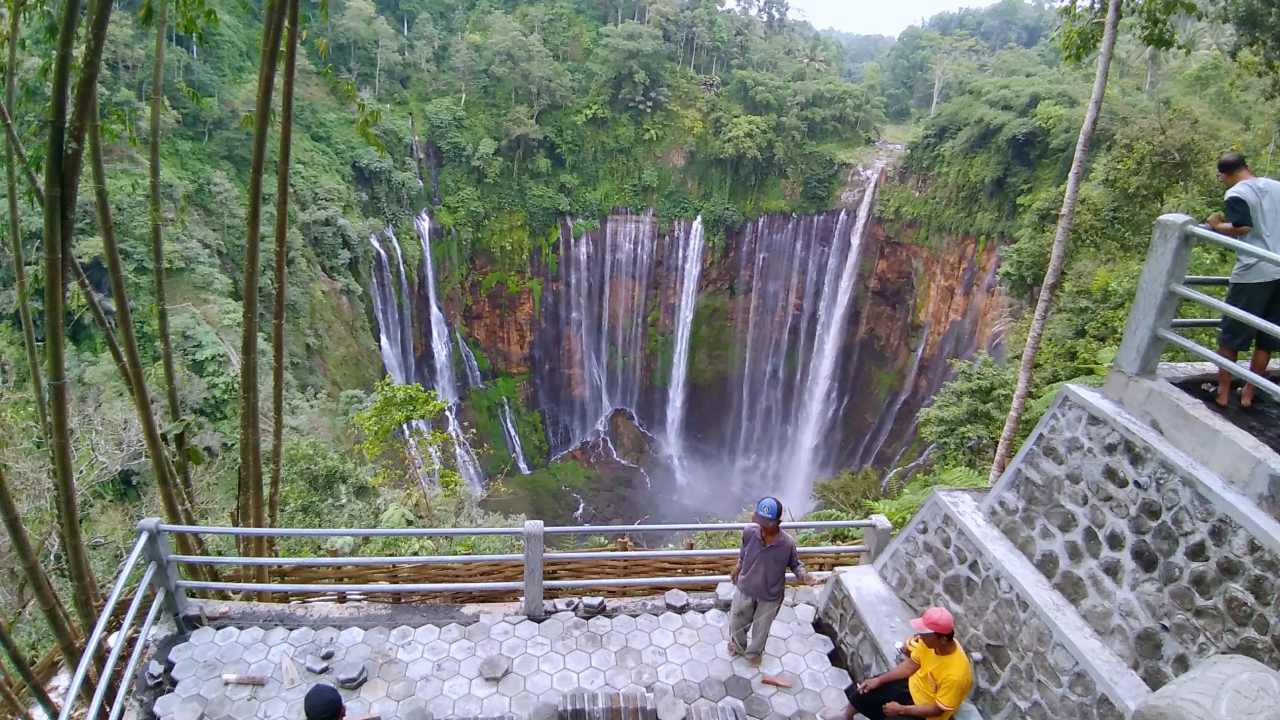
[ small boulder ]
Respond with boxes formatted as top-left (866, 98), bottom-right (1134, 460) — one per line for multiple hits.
top-left (318, 647), bottom-right (335, 661)
top-left (305, 657), bottom-right (330, 675)
top-left (578, 596), bottom-right (607, 617)
top-left (554, 598), bottom-right (579, 613)
top-left (145, 660), bottom-right (165, 688)
top-left (664, 589), bottom-right (690, 612)
top-left (479, 655), bottom-right (512, 681)
top-left (715, 582), bottom-right (736, 610)
top-left (335, 662), bottom-right (368, 690)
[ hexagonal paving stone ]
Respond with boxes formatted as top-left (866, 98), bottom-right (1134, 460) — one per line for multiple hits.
top-left (465, 621), bottom-right (492, 642)
top-left (387, 678), bottom-right (415, 701)
top-left (796, 689), bottom-right (823, 713)
top-left (288, 627), bottom-right (317, 646)
top-left (673, 679), bottom-right (700, 703)
top-left (242, 642), bottom-right (269, 664)
top-left (769, 691), bottom-right (799, 716)
top-left (744, 693), bottom-right (772, 719)
top-left (699, 676), bottom-right (728, 702)
top-left (213, 627), bottom-right (240, 646)
top-left (771, 622), bottom-right (795, 640)
top-left (684, 659), bottom-right (710, 683)
top-left (656, 662), bottom-right (683, 685)
top-left (500, 637), bottom-right (527, 658)
top-left (405, 657), bottom-right (433, 681)
top-left (685, 613), bottom-right (706, 629)
top-left (616, 647), bottom-right (642, 669)
top-left (651, 628), bottom-right (676, 648)
top-left (659, 612), bottom-right (683, 631)
top-left (476, 637), bottom-right (501, 658)
top-left (483, 693), bottom-right (511, 715)
top-left (259, 696), bottom-right (288, 719)
top-left (490, 621), bottom-right (515, 641)
top-left (512, 690), bottom-right (538, 715)
top-left (576, 632), bottom-right (603, 652)
top-left (564, 649), bottom-right (590, 672)
top-left (413, 625), bottom-right (440, 644)
top-left (396, 641), bottom-right (424, 662)
top-left (427, 694), bottom-right (455, 717)
top-left (631, 666), bottom-right (657, 688)
top-left (636, 615), bottom-right (660, 632)
top-left (580, 667), bottom-right (606, 690)
top-left (498, 672), bottom-right (525, 697)
top-left (699, 625), bottom-right (725, 644)
top-left (605, 666), bottom-right (632, 690)
top-left (781, 653), bottom-right (806, 674)
top-left (371, 696), bottom-right (400, 718)
top-left (725, 675), bottom-right (752, 700)
top-left (459, 655), bottom-right (484, 679)
top-left (764, 637), bottom-right (787, 657)
top-left (642, 646), bottom-right (667, 667)
top-left (514, 621), bottom-right (539, 639)
top-left (526, 670), bottom-right (553, 695)
top-left (538, 618), bottom-right (565, 638)
top-left (359, 676), bottom-right (389, 702)
top-left (626, 630), bottom-right (652, 650)
top-left (424, 640), bottom-right (450, 661)
top-left (675, 627), bottom-right (700, 647)
top-left (552, 669), bottom-right (579, 693)
top-left (667, 644), bottom-right (692, 664)
top-left (433, 657), bottom-right (461, 680)
top-left (513, 653), bottom-right (539, 675)
top-left (803, 651), bottom-right (831, 670)
top-left (612, 615), bottom-right (637, 633)
top-left (455, 693), bottom-right (483, 716)
top-left (603, 631), bottom-right (627, 652)
top-left (415, 676), bottom-right (445, 698)
top-left (691, 642), bottom-right (717, 664)
top-left (527, 635), bottom-right (554, 657)
top-left (381, 659), bottom-right (408, 682)
top-left (346, 642), bottom-right (373, 663)
top-left (443, 675), bottom-right (471, 699)
top-left (538, 652), bottom-right (565, 674)
top-left (470, 675), bottom-right (498, 699)
top-left (216, 644), bottom-right (244, 663)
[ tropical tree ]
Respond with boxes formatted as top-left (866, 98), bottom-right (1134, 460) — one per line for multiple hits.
top-left (989, 0), bottom-right (1198, 482)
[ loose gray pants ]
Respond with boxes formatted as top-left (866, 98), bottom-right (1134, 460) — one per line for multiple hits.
top-left (728, 589), bottom-right (782, 659)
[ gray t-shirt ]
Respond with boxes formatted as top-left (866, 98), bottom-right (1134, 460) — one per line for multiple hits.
top-left (1225, 177), bottom-right (1280, 283)
top-left (735, 525), bottom-right (805, 602)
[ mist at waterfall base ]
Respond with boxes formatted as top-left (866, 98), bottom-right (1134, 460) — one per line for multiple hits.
top-left (367, 164), bottom-right (896, 521)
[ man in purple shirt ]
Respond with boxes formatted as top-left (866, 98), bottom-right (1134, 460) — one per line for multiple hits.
top-left (728, 496), bottom-right (817, 666)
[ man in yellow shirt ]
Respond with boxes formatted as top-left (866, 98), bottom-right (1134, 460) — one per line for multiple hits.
top-left (844, 607), bottom-right (973, 719)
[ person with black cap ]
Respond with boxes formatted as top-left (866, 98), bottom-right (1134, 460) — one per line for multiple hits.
top-left (305, 683), bottom-right (345, 720)
top-left (727, 496), bottom-right (817, 666)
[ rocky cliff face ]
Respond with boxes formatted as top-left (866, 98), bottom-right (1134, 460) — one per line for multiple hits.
top-left (447, 201), bottom-right (1004, 509)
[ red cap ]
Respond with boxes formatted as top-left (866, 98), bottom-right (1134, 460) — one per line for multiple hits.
top-left (910, 607), bottom-right (955, 635)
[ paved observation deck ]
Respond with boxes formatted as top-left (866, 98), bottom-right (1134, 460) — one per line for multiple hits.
top-left (154, 595), bottom-right (851, 720)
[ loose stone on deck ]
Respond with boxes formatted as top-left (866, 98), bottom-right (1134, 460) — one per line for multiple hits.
top-left (152, 598), bottom-right (848, 720)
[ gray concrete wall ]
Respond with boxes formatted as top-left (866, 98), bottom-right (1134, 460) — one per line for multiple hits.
top-left (985, 385), bottom-right (1280, 690)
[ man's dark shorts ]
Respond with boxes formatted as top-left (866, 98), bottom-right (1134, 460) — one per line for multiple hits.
top-left (1220, 279), bottom-right (1280, 352)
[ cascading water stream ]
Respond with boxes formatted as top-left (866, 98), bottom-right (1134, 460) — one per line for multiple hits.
top-left (664, 216), bottom-right (704, 485)
top-left (367, 231), bottom-right (440, 489)
top-left (858, 321), bottom-right (930, 469)
top-left (458, 330), bottom-right (483, 388)
top-left (784, 162), bottom-right (885, 509)
top-left (412, 211), bottom-right (485, 492)
top-left (501, 398), bottom-right (532, 475)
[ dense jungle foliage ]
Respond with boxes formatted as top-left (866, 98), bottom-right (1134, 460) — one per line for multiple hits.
top-left (0, 0), bottom-right (1278, 688)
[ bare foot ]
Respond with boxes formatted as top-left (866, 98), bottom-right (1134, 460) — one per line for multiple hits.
top-left (748, 655), bottom-right (762, 668)
top-left (1216, 383), bottom-right (1231, 408)
top-left (727, 641), bottom-right (742, 657)
top-left (1242, 385), bottom-right (1255, 409)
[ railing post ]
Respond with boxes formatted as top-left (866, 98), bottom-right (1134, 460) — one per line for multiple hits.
top-left (1115, 214), bottom-right (1196, 376)
top-left (522, 520), bottom-right (545, 619)
top-left (137, 518), bottom-right (190, 633)
top-left (864, 514), bottom-right (893, 563)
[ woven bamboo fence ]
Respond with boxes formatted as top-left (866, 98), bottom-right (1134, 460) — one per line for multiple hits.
top-left (193, 542), bottom-right (863, 605)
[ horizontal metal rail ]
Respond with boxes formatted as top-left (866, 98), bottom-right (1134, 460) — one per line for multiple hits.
top-left (543, 520), bottom-right (871, 535)
top-left (1183, 275), bottom-right (1230, 286)
top-left (58, 534), bottom-right (149, 720)
top-left (1187, 224), bottom-right (1280, 266)
top-left (1170, 284), bottom-right (1280, 340)
top-left (1170, 318), bottom-right (1222, 328)
top-left (168, 544), bottom-right (862, 568)
top-left (158, 523), bottom-right (523, 537)
top-left (177, 572), bottom-right (834, 596)
top-left (160, 519), bottom-right (869, 539)
top-left (1157, 329), bottom-right (1280, 398)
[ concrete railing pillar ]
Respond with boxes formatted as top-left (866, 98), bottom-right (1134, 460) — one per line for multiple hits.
top-left (864, 514), bottom-right (893, 563)
top-left (1115, 214), bottom-right (1196, 376)
top-left (137, 518), bottom-right (189, 632)
top-left (522, 520), bottom-right (545, 619)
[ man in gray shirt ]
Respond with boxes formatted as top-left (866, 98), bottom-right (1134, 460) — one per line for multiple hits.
top-left (1206, 152), bottom-right (1280, 408)
top-left (728, 496), bottom-right (817, 666)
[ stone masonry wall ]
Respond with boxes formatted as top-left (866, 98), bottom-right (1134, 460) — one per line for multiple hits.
top-left (985, 387), bottom-right (1280, 690)
top-left (817, 577), bottom-right (887, 683)
top-left (880, 491), bottom-right (1127, 720)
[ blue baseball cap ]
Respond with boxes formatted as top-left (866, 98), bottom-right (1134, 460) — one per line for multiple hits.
top-left (755, 496), bottom-right (783, 522)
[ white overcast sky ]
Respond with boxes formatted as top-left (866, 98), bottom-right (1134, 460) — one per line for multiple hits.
top-left (788, 0), bottom-right (1002, 37)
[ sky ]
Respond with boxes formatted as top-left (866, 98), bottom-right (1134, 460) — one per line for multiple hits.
top-left (787, 0), bottom-right (1001, 38)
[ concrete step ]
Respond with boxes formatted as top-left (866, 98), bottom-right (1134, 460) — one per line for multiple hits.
top-left (819, 564), bottom-right (982, 720)
top-left (984, 384), bottom-right (1280, 689)
top-left (875, 489), bottom-right (1149, 720)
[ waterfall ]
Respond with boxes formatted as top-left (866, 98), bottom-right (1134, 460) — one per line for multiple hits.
top-left (858, 322), bottom-right (930, 469)
top-left (367, 231), bottom-right (440, 489)
top-left (785, 162), bottom-right (885, 509)
top-left (664, 216), bottom-right (704, 485)
top-left (412, 211), bottom-right (485, 492)
top-left (501, 398), bottom-right (532, 475)
top-left (458, 330), bottom-right (483, 388)
top-left (554, 211), bottom-right (658, 452)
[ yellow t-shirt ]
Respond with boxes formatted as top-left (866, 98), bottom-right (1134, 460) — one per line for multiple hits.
top-left (907, 637), bottom-right (973, 720)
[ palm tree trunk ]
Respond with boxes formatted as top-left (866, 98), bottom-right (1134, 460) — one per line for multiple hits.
top-left (269, 0), bottom-right (300, 538)
top-left (42, 0), bottom-right (101, 632)
top-left (240, 0), bottom-right (289, 566)
top-left (0, 666), bottom-right (34, 720)
top-left (989, 0), bottom-right (1123, 483)
top-left (148, 0), bottom-right (197, 504)
top-left (89, 96), bottom-right (219, 579)
top-left (5, 0), bottom-right (47, 444)
top-left (0, 464), bottom-right (81, 680)
top-left (0, 618), bottom-right (57, 719)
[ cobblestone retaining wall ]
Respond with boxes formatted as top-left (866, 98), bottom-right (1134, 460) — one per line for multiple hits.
top-left (986, 387), bottom-right (1280, 690)
top-left (817, 578), bottom-right (885, 683)
top-left (880, 492), bottom-right (1128, 720)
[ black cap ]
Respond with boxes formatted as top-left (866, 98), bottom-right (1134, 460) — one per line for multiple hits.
top-left (1218, 152), bottom-right (1249, 175)
top-left (304, 683), bottom-right (344, 720)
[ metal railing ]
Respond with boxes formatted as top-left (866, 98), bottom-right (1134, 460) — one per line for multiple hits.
top-left (56, 514), bottom-right (887, 720)
top-left (1116, 213), bottom-right (1280, 399)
